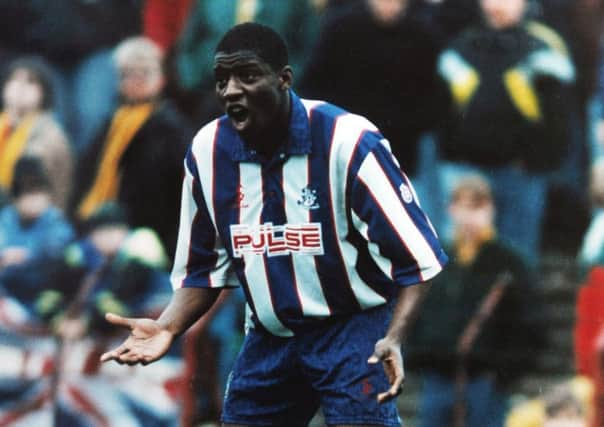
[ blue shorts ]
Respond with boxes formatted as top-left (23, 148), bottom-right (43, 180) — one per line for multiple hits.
top-left (221, 303), bottom-right (402, 426)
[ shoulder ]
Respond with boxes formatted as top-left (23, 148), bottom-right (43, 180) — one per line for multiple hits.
top-left (0, 205), bottom-right (17, 223)
top-left (188, 117), bottom-right (230, 168)
top-left (304, 98), bottom-right (384, 151)
top-left (151, 101), bottom-right (192, 127)
top-left (522, 21), bottom-right (575, 82)
top-left (40, 206), bottom-right (70, 224)
top-left (302, 98), bottom-right (378, 136)
top-left (305, 99), bottom-right (394, 177)
top-left (141, 101), bottom-right (194, 142)
top-left (190, 117), bottom-right (222, 152)
top-left (300, 98), bottom-right (346, 128)
top-left (32, 112), bottom-right (64, 131)
top-left (524, 20), bottom-right (569, 55)
top-left (437, 27), bottom-right (483, 71)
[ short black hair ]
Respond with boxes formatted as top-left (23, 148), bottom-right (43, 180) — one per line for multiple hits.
top-left (215, 22), bottom-right (289, 72)
top-left (10, 156), bottom-right (51, 198)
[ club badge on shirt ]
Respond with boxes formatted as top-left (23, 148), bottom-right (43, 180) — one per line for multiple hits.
top-left (297, 186), bottom-right (320, 210)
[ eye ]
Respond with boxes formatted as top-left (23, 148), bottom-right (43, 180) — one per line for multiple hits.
top-left (216, 76), bottom-right (228, 90)
top-left (240, 71), bottom-right (259, 84)
top-left (214, 68), bottom-right (229, 88)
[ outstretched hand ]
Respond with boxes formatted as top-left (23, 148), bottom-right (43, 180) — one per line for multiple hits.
top-left (368, 337), bottom-right (405, 404)
top-left (100, 313), bottom-right (174, 365)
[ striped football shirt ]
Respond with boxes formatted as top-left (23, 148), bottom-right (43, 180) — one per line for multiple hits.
top-left (171, 91), bottom-right (447, 336)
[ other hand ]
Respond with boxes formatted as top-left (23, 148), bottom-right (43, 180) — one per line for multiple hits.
top-left (99, 313), bottom-right (173, 365)
top-left (368, 337), bottom-right (404, 404)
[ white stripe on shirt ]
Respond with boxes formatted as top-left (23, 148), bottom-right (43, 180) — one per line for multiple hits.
top-left (170, 168), bottom-right (197, 289)
top-left (239, 162), bottom-right (294, 336)
top-left (171, 121), bottom-right (234, 289)
top-left (283, 155), bottom-right (330, 317)
top-left (357, 152), bottom-right (442, 282)
top-left (329, 114), bottom-right (386, 309)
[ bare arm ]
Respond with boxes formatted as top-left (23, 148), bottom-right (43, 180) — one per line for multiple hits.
top-left (156, 287), bottom-right (222, 335)
top-left (368, 282), bottom-right (432, 403)
top-left (100, 287), bottom-right (222, 364)
top-left (384, 281), bottom-right (432, 345)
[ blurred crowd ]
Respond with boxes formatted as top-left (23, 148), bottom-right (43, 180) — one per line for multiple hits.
top-left (0, 0), bottom-right (604, 426)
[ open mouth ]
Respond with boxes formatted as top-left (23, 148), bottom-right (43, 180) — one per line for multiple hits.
top-left (227, 105), bottom-right (249, 125)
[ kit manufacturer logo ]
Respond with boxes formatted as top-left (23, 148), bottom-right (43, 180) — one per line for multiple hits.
top-left (233, 185), bottom-right (249, 208)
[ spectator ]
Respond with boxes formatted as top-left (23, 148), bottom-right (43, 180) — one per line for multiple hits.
top-left (0, 202), bottom-right (181, 426)
top-left (0, 156), bottom-right (74, 313)
top-left (406, 175), bottom-right (537, 427)
top-left (539, 0), bottom-right (604, 109)
top-left (0, 56), bottom-right (74, 211)
top-left (173, 0), bottom-right (322, 124)
top-left (299, 0), bottom-right (445, 177)
top-left (574, 160), bottom-right (604, 426)
top-left (578, 159), bottom-right (604, 270)
top-left (537, 0), bottom-right (603, 194)
top-left (574, 267), bottom-right (604, 427)
top-left (38, 202), bottom-right (170, 340)
top-left (0, 0), bottom-right (143, 152)
top-left (70, 36), bottom-right (192, 261)
top-left (542, 384), bottom-right (588, 427)
top-left (143, 0), bottom-right (194, 55)
top-left (505, 376), bottom-right (593, 427)
top-left (433, 0), bottom-right (576, 264)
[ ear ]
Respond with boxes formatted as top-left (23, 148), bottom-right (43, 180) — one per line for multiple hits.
top-left (278, 66), bottom-right (294, 91)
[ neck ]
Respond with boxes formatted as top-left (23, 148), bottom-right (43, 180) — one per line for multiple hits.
top-left (246, 91), bottom-right (291, 157)
top-left (457, 225), bottom-right (495, 243)
top-left (5, 107), bottom-right (29, 126)
top-left (454, 225), bottom-right (495, 265)
top-left (120, 96), bottom-right (158, 106)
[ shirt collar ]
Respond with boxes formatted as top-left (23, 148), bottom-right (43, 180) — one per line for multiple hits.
top-left (229, 90), bottom-right (312, 162)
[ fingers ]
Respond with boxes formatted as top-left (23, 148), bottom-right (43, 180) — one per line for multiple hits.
top-left (367, 347), bottom-right (385, 364)
top-left (100, 340), bottom-right (159, 365)
top-left (100, 341), bottom-right (142, 364)
top-left (105, 312), bottom-right (135, 329)
top-left (376, 372), bottom-right (404, 403)
top-left (100, 346), bottom-right (147, 365)
top-left (100, 342), bottom-right (131, 363)
top-left (368, 344), bottom-right (405, 404)
top-left (100, 349), bottom-right (122, 363)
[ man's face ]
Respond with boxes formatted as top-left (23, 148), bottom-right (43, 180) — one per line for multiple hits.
top-left (481, 0), bottom-right (526, 29)
top-left (118, 59), bottom-right (164, 104)
top-left (214, 50), bottom-right (290, 140)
